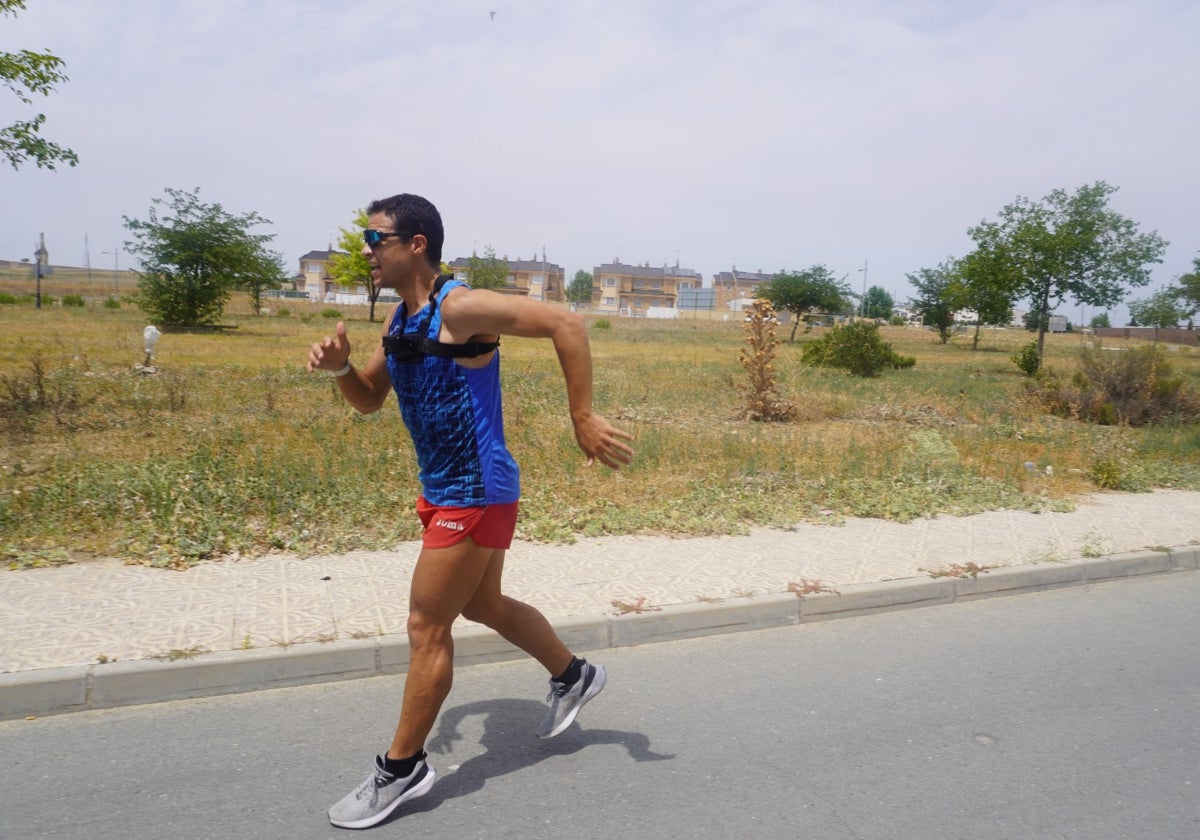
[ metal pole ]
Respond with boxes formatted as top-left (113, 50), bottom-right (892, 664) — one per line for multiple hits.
top-left (102, 249), bottom-right (120, 295)
top-left (858, 260), bottom-right (868, 319)
top-left (34, 233), bottom-right (48, 309)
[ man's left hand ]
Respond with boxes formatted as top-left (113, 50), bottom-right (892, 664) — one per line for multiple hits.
top-left (574, 413), bottom-right (635, 469)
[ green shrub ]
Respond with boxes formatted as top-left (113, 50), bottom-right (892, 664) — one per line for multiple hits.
top-left (801, 321), bottom-right (912, 377)
top-left (276, 307), bottom-right (291, 317)
top-left (0, 292), bottom-right (21, 305)
top-left (593, 317), bottom-right (611, 330)
top-left (103, 297), bottom-right (121, 309)
top-left (1027, 345), bottom-right (1200, 426)
top-left (320, 308), bottom-right (342, 319)
top-left (0, 354), bottom-right (96, 430)
top-left (1087, 458), bottom-right (1149, 491)
top-left (1012, 341), bottom-right (1041, 376)
top-left (62, 294), bottom-right (86, 308)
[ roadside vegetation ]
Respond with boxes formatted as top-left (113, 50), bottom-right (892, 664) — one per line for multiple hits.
top-left (2, 282), bottom-right (1198, 570)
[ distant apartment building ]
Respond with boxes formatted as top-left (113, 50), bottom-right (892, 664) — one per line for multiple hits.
top-left (591, 260), bottom-right (702, 315)
top-left (296, 249), bottom-right (353, 301)
top-left (447, 253), bottom-right (566, 302)
top-left (711, 267), bottom-right (777, 309)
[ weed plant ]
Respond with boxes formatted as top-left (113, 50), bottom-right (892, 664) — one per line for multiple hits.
top-left (1026, 345), bottom-right (1200, 426)
top-left (738, 299), bottom-right (796, 421)
top-left (1, 289), bottom-right (1198, 569)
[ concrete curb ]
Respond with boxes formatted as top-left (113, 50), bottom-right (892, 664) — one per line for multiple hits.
top-left (3, 545), bottom-right (1197, 721)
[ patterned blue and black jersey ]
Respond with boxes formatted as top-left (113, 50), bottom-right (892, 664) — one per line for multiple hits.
top-left (385, 280), bottom-right (520, 507)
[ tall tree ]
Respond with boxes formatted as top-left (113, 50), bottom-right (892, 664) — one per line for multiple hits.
top-left (237, 248), bottom-right (287, 316)
top-left (907, 258), bottom-right (967, 345)
top-left (958, 248), bottom-right (1017, 349)
top-left (759, 265), bottom-right (852, 341)
top-left (327, 209), bottom-right (385, 321)
top-left (967, 181), bottom-right (1167, 366)
top-left (567, 269), bottom-right (594, 306)
top-left (861, 285), bottom-right (894, 320)
top-left (1, 0), bottom-right (78, 170)
top-left (1023, 306), bottom-right (1050, 333)
top-left (1128, 288), bottom-right (1186, 341)
top-left (466, 246), bottom-right (509, 291)
top-left (1176, 254), bottom-right (1200, 320)
top-left (125, 187), bottom-right (282, 328)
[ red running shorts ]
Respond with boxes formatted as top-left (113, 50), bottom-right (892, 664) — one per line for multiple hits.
top-left (416, 497), bottom-right (519, 550)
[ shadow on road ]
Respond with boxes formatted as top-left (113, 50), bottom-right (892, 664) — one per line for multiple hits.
top-left (390, 697), bottom-right (673, 819)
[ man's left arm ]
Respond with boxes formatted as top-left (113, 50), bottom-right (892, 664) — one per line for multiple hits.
top-left (440, 289), bottom-right (635, 469)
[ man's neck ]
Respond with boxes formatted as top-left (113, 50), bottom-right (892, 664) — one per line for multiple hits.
top-left (397, 266), bottom-right (440, 313)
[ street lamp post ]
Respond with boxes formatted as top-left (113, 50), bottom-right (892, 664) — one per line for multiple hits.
top-left (857, 260), bottom-right (868, 319)
top-left (34, 233), bottom-right (48, 309)
top-left (102, 249), bottom-right (120, 296)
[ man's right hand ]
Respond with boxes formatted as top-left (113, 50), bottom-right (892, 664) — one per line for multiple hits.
top-left (307, 320), bottom-right (351, 373)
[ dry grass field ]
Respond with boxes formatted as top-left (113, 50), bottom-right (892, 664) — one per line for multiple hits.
top-left (2, 265), bottom-right (1198, 569)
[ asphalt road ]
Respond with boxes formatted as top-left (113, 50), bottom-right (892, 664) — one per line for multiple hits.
top-left (3, 572), bottom-right (1198, 839)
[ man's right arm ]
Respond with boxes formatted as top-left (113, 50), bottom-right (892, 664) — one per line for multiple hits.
top-left (307, 320), bottom-right (392, 415)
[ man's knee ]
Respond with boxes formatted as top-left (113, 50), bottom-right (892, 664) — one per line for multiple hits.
top-left (461, 595), bottom-right (503, 627)
top-left (406, 610), bottom-right (454, 648)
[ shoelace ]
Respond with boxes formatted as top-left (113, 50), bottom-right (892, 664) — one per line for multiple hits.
top-left (356, 767), bottom-right (395, 800)
top-left (546, 680), bottom-right (569, 702)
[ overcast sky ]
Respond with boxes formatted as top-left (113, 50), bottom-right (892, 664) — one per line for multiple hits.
top-left (2, 0), bottom-right (1196, 324)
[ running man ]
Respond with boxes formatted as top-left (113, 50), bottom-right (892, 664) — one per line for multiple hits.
top-left (307, 193), bottom-right (635, 829)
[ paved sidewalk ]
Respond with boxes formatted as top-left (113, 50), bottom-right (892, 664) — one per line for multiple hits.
top-left (2, 489), bottom-right (1197, 719)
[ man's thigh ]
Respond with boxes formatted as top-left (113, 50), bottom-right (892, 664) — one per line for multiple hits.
top-left (408, 538), bottom-right (501, 624)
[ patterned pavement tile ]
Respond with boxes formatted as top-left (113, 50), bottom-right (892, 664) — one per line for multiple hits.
top-left (1, 490), bottom-right (1196, 673)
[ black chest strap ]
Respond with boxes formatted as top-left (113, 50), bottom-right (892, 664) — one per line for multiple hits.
top-left (382, 275), bottom-right (500, 362)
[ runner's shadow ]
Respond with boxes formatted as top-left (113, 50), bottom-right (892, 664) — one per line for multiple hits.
top-left (402, 697), bottom-right (673, 814)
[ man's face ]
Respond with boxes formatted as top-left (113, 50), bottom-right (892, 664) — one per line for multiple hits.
top-left (362, 212), bottom-right (425, 290)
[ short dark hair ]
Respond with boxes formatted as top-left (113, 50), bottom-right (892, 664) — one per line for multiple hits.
top-left (366, 193), bottom-right (444, 269)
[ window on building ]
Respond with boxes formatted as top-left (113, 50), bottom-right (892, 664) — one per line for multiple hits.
top-left (604, 277), bottom-right (617, 287)
top-left (603, 296), bottom-right (616, 306)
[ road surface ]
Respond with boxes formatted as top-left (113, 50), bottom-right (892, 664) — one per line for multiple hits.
top-left (3, 572), bottom-right (1197, 839)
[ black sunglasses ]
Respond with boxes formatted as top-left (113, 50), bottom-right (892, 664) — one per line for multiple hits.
top-left (363, 229), bottom-right (406, 249)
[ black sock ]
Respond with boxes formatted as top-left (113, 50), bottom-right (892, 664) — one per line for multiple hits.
top-left (553, 656), bottom-right (584, 686)
top-left (383, 749), bottom-right (425, 778)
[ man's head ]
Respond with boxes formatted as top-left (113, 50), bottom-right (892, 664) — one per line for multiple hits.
top-left (365, 193), bottom-right (444, 270)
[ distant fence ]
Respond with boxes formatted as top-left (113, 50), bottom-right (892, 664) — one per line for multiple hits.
top-left (1094, 327), bottom-right (1198, 347)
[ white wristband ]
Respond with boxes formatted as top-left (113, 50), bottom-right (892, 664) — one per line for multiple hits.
top-left (331, 361), bottom-right (352, 377)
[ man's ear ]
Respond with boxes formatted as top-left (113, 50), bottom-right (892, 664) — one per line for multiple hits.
top-left (411, 234), bottom-right (427, 256)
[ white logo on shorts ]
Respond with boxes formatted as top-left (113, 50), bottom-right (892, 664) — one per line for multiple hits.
top-left (434, 518), bottom-right (465, 532)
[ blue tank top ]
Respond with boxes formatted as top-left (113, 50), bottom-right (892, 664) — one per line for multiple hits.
top-left (384, 279), bottom-right (520, 507)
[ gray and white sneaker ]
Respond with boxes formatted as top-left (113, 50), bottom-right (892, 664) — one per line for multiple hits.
top-left (537, 661), bottom-right (607, 739)
top-left (328, 754), bottom-right (435, 830)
